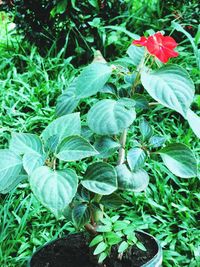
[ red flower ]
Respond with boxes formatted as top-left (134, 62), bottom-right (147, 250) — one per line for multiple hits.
top-left (133, 32), bottom-right (179, 63)
top-left (132, 36), bottom-right (147, 46)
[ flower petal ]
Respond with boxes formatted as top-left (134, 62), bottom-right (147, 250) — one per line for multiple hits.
top-left (162, 36), bottom-right (178, 49)
top-left (132, 36), bottom-right (147, 46)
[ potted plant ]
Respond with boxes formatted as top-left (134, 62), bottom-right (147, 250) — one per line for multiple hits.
top-left (0, 32), bottom-right (198, 267)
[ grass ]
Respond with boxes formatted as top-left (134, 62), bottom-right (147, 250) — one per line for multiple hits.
top-left (0, 11), bottom-right (200, 267)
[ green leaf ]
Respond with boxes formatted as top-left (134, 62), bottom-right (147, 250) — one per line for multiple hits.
top-left (117, 98), bottom-right (136, 109)
top-left (186, 109), bottom-right (200, 138)
top-left (87, 99), bottom-right (136, 135)
top-left (139, 118), bottom-right (153, 141)
top-left (141, 65), bottom-right (195, 117)
top-left (23, 152), bottom-right (45, 175)
top-left (45, 135), bottom-right (60, 153)
top-left (89, 235), bottom-right (104, 247)
top-left (30, 166), bottom-right (78, 217)
top-left (56, 135), bottom-right (98, 161)
top-left (105, 232), bottom-right (122, 245)
top-left (158, 143), bottom-right (197, 178)
top-left (81, 162), bottom-right (117, 195)
top-left (88, 0), bottom-right (99, 9)
top-left (94, 242), bottom-right (108, 255)
top-left (127, 148), bottom-right (146, 171)
top-left (9, 133), bottom-right (43, 156)
top-left (96, 224), bottom-right (112, 233)
top-left (98, 252), bottom-right (108, 263)
top-left (132, 94), bottom-right (149, 109)
top-left (101, 193), bottom-right (125, 208)
top-left (75, 63), bottom-right (112, 98)
top-left (56, 80), bottom-right (79, 117)
top-left (50, 0), bottom-right (68, 17)
top-left (94, 137), bottom-right (120, 159)
top-left (136, 241), bottom-right (147, 251)
top-left (127, 44), bottom-right (145, 66)
top-left (113, 221), bottom-right (130, 231)
top-left (81, 126), bottom-right (94, 140)
top-left (104, 26), bottom-right (139, 40)
top-left (99, 83), bottom-right (116, 95)
top-left (149, 135), bottom-right (166, 148)
top-left (41, 113), bottom-right (81, 145)
top-left (116, 164), bottom-right (149, 192)
top-left (0, 149), bottom-right (23, 193)
top-left (118, 241), bottom-right (128, 253)
top-left (72, 204), bottom-right (90, 229)
top-left (0, 174), bottom-right (27, 194)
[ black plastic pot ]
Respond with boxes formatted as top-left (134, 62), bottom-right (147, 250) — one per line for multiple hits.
top-left (27, 231), bottom-right (162, 267)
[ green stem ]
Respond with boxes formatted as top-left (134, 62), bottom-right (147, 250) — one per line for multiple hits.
top-left (93, 194), bottom-right (102, 203)
top-left (117, 128), bottom-right (127, 165)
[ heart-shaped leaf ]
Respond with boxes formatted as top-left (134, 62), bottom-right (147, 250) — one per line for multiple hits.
top-left (141, 65), bottom-right (195, 117)
top-left (186, 109), bottom-right (200, 138)
top-left (30, 166), bottom-right (78, 217)
top-left (87, 99), bottom-right (136, 135)
top-left (75, 63), bottom-right (112, 98)
top-left (158, 143), bottom-right (197, 178)
top-left (116, 164), bottom-right (149, 192)
top-left (94, 137), bottom-right (120, 158)
top-left (41, 113), bottom-right (81, 145)
top-left (56, 79), bottom-right (79, 117)
top-left (56, 135), bottom-right (98, 161)
top-left (127, 148), bottom-right (146, 171)
top-left (82, 162), bottom-right (117, 195)
top-left (10, 133), bottom-right (43, 155)
top-left (23, 152), bottom-right (46, 175)
top-left (72, 204), bottom-right (91, 229)
top-left (127, 45), bottom-right (145, 66)
top-left (0, 149), bottom-right (23, 193)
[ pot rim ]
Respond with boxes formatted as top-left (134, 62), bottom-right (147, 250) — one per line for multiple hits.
top-left (27, 230), bottom-right (162, 267)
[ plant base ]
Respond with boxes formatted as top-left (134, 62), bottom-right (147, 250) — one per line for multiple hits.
top-left (28, 231), bottom-right (162, 267)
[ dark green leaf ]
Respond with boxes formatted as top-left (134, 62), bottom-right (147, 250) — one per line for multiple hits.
top-left (75, 63), bottom-right (112, 98)
top-left (87, 99), bottom-right (136, 135)
top-left (186, 109), bottom-right (200, 138)
top-left (0, 149), bottom-right (23, 193)
top-left (101, 193), bottom-right (125, 208)
top-left (23, 152), bottom-right (45, 175)
top-left (56, 135), bottom-right (98, 161)
top-left (141, 65), bottom-right (195, 117)
top-left (94, 137), bottom-right (120, 159)
top-left (116, 164), bottom-right (149, 192)
top-left (127, 45), bottom-right (145, 66)
top-left (127, 147), bottom-right (146, 171)
top-left (41, 113), bottom-right (81, 145)
top-left (82, 162), bottom-right (117, 195)
top-left (30, 166), bottom-right (78, 217)
top-left (132, 94), bottom-right (149, 109)
top-left (149, 136), bottom-right (166, 148)
top-left (72, 204), bottom-right (90, 229)
top-left (158, 143), bottom-right (197, 178)
top-left (10, 133), bottom-right (43, 156)
top-left (139, 118), bottom-right (153, 141)
top-left (56, 79), bottom-right (79, 117)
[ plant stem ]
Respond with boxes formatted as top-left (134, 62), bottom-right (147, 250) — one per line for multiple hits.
top-left (117, 128), bottom-right (127, 165)
top-left (53, 158), bottom-right (56, 170)
top-left (93, 194), bottom-right (102, 203)
top-left (85, 223), bottom-right (97, 235)
top-left (149, 101), bottom-right (159, 106)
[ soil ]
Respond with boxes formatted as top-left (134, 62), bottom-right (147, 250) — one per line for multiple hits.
top-left (30, 232), bottom-right (158, 267)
